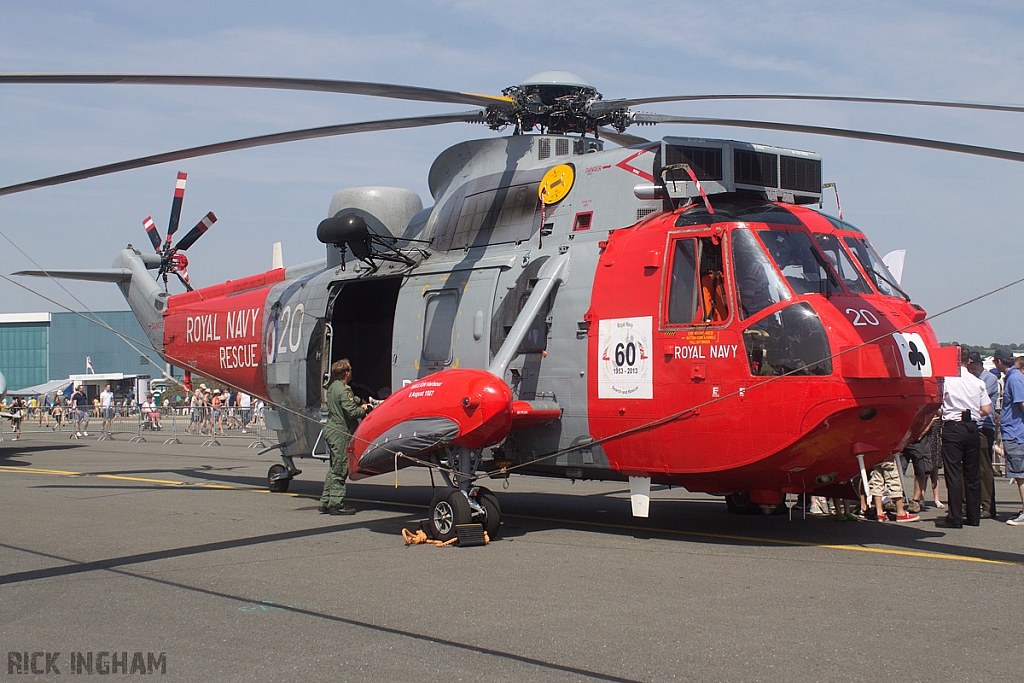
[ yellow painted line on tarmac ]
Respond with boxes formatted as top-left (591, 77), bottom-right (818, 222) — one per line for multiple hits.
top-left (1, 466), bottom-right (84, 476)
top-left (512, 513), bottom-right (1024, 567)
top-left (3, 465), bottom-right (1019, 566)
top-left (96, 474), bottom-right (190, 486)
top-left (0, 465), bottom-right (311, 496)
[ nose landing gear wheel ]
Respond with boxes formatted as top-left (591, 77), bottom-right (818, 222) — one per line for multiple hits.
top-left (474, 487), bottom-right (501, 539)
top-left (267, 464), bottom-right (290, 492)
top-left (428, 489), bottom-right (472, 542)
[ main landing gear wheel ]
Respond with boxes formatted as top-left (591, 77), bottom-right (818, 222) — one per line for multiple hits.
top-left (725, 492), bottom-right (755, 514)
top-left (428, 489), bottom-right (472, 542)
top-left (474, 487), bottom-right (501, 539)
top-left (267, 464), bottom-right (290, 493)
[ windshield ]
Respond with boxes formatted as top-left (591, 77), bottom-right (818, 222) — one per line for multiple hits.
top-left (757, 228), bottom-right (840, 296)
top-left (814, 234), bottom-right (873, 295)
top-left (730, 228), bottom-right (790, 319)
top-left (842, 236), bottom-right (909, 299)
top-left (742, 302), bottom-right (832, 376)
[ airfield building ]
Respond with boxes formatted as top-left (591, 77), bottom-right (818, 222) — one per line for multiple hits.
top-left (0, 311), bottom-right (182, 391)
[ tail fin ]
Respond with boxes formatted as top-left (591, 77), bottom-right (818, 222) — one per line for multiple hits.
top-left (14, 247), bottom-right (168, 351)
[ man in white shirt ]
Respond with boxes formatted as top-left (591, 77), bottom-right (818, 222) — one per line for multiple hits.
top-left (100, 384), bottom-right (114, 436)
top-left (937, 348), bottom-right (991, 528)
top-left (238, 392), bottom-right (252, 432)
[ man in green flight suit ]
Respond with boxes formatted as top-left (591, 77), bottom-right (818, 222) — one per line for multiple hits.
top-left (318, 358), bottom-right (373, 515)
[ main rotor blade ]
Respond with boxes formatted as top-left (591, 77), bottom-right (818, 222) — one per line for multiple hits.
top-left (173, 212), bottom-right (216, 252)
top-left (631, 113), bottom-right (1024, 163)
top-left (0, 110), bottom-right (485, 196)
top-left (0, 73), bottom-right (513, 109)
top-left (143, 216), bottom-right (162, 252)
top-left (590, 93), bottom-right (1024, 116)
top-left (597, 127), bottom-right (650, 147)
top-left (166, 171), bottom-right (187, 240)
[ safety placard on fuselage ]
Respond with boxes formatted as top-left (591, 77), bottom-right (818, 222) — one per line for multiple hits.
top-left (598, 316), bottom-right (653, 399)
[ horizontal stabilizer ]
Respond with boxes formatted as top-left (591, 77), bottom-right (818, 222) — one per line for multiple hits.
top-left (13, 268), bottom-right (133, 283)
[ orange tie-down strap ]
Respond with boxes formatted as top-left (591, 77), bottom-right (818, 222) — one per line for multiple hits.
top-left (401, 528), bottom-right (489, 547)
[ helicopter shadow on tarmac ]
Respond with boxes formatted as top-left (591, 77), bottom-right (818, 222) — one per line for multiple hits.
top-left (8, 448), bottom-right (1021, 567)
top-left (347, 481), bottom-right (1024, 566)
top-left (0, 443), bottom-right (85, 459)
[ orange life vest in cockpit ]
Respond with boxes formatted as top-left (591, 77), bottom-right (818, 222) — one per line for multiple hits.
top-left (698, 271), bottom-right (728, 323)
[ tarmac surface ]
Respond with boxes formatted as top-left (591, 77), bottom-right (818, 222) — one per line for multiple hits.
top-left (1, 427), bottom-right (1022, 682)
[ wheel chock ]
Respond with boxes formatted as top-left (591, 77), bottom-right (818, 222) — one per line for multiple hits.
top-left (455, 523), bottom-right (487, 547)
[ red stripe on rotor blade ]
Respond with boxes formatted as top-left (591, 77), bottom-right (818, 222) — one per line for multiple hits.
top-left (174, 211), bottom-right (217, 251)
top-left (198, 211), bottom-right (216, 230)
top-left (143, 216), bottom-right (162, 251)
top-left (167, 172), bottom-right (188, 238)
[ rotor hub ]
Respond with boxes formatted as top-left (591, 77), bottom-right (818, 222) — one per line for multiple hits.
top-left (488, 71), bottom-right (624, 135)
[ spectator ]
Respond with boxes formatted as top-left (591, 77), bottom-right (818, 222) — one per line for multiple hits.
top-left (186, 388), bottom-right (202, 435)
top-left (9, 397), bottom-right (25, 440)
top-left (142, 393), bottom-right (161, 430)
top-left (993, 347), bottom-right (1024, 526)
top-left (51, 397), bottom-right (64, 432)
top-left (70, 385), bottom-right (89, 438)
top-left (968, 352), bottom-right (1000, 519)
top-left (936, 348), bottom-right (991, 528)
top-left (238, 392), bottom-right (252, 433)
top-left (100, 384), bottom-right (115, 436)
top-left (904, 412), bottom-right (941, 513)
top-left (211, 389), bottom-right (226, 436)
top-left (868, 457), bottom-right (919, 522)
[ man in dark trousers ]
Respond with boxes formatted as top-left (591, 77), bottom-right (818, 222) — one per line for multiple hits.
top-left (936, 347), bottom-right (991, 528)
top-left (968, 352), bottom-right (1000, 519)
top-left (70, 385), bottom-right (89, 438)
top-left (318, 359), bottom-right (373, 516)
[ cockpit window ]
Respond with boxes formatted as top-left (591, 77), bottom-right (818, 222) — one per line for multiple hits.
top-left (667, 237), bottom-right (729, 324)
top-left (757, 228), bottom-right (840, 296)
top-left (814, 233), bottom-right (873, 295)
top-left (821, 213), bottom-right (865, 234)
top-left (667, 239), bottom-right (699, 323)
top-left (743, 302), bottom-right (832, 376)
top-left (674, 201), bottom-right (803, 227)
top-left (730, 228), bottom-right (790, 320)
top-left (842, 236), bottom-right (909, 300)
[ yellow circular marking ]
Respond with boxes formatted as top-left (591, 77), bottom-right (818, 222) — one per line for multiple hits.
top-left (539, 164), bottom-right (575, 204)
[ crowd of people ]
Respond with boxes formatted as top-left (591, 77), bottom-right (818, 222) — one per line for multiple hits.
top-left (811, 346), bottom-right (1024, 527)
top-left (2, 382), bottom-right (264, 438)
top-left (182, 384), bottom-right (259, 436)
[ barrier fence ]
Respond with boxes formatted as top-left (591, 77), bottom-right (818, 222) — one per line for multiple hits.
top-left (1, 405), bottom-right (270, 448)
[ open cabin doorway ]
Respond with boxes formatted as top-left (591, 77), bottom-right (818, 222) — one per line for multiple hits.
top-left (325, 278), bottom-right (401, 402)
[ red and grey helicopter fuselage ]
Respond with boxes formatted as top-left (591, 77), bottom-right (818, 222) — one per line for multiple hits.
top-left (24, 132), bottom-right (957, 532)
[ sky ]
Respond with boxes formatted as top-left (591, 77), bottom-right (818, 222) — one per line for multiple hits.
top-left (1, 0), bottom-right (1023, 345)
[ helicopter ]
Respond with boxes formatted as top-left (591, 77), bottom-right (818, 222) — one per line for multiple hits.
top-left (10, 69), bottom-right (1019, 541)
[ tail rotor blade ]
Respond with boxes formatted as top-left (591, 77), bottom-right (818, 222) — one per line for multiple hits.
top-left (174, 211), bottom-right (216, 251)
top-left (166, 171), bottom-right (187, 243)
top-left (173, 270), bottom-right (193, 292)
top-left (143, 216), bottom-right (162, 252)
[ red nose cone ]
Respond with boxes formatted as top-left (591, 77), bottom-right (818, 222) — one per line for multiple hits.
top-left (349, 369), bottom-right (513, 478)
